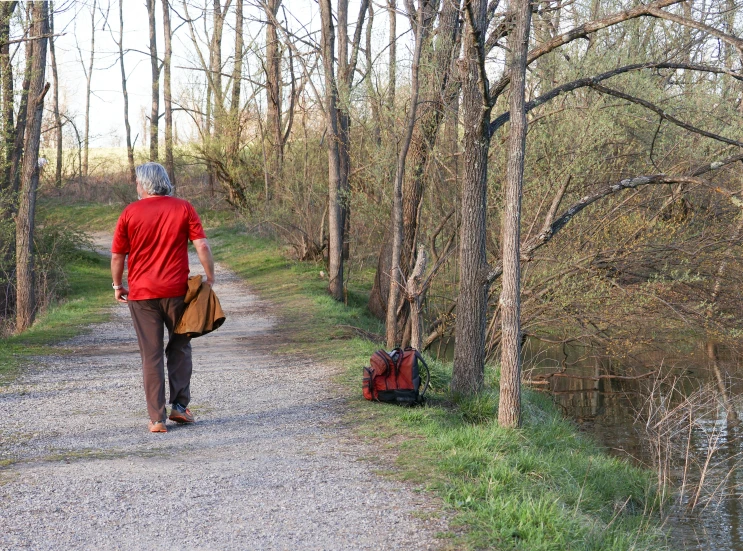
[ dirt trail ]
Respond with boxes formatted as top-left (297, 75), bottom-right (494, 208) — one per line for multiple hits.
top-left (0, 240), bottom-right (448, 550)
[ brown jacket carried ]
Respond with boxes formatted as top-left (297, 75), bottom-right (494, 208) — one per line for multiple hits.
top-left (174, 275), bottom-right (226, 338)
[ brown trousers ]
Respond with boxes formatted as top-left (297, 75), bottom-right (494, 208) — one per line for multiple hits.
top-left (128, 297), bottom-right (192, 422)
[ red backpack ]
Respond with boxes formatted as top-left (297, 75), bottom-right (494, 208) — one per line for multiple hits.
top-left (363, 348), bottom-right (430, 406)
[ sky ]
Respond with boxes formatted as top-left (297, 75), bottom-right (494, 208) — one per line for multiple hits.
top-left (41, 0), bottom-right (396, 150)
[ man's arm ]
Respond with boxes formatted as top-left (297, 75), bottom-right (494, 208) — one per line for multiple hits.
top-left (193, 238), bottom-right (215, 285)
top-left (111, 253), bottom-right (129, 303)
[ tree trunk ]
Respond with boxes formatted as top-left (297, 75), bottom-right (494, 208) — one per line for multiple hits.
top-left (209, 0), bottom-right (225, 136)
top-left (161, 0), bottom-right (175, 190)
top-left (498, 0), bottom-right (532, 428)
top-left (407, 246), bottom-right (428, 351)
top-left (117, 0), bottom-right (135, 185)
top-left (0, 1), bottom-right (16, 191)
top-left (320, 0), bottom-right (367, 301)
top-left (387, 0), bottom-right (396, 112)
top-left (10, 51), bottom-right (33, 193)
top-left (369, 0), bottom-right (461, 323)
top-left (82, 0), bottom-right (96, 179)
top-left (451, 0), bottom-right (492, 395)
top-left (16, 1), bottom-right (48, 333)
top-left (147, 0), bottom-right (159, 161)
top-left (0, 1), bottom-right (17, 317)
top-left (386, 1), bottom-right (427, 348)
top-left (364, 1), bottom-right (381, 145)
top-left (319, 0), bottom-right (344, 301)
top-left (265, 0), bottom-right (282, 196)
top-left (49, 2), bottom-right (63, 188)
top-left (230, 0), bottom-right (243, 156)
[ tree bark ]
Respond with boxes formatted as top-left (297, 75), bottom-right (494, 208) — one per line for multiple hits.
top-left (0, 1), bottom-right (17, 317)
top-left (161, 0), bottom-right (175, 190)
top-left (319, 0), bottom-right (344, 301)
top-left (387, 0), bottom-right (396, 111)
top-left (209, 0), bottom-right (226, 135)
top-left (16, 1), bottom-right (48, 333)
top-left (452, 0), bottom-right (491, 395)
top-left (147, 0), bottom-right (159, 160)
top-left (498, 0), bottom-right (532, 428)
top-left (117, 0), bottom-right (135, 185)
top-left (319, 0), bottom-right (367, 301)
top-left (364, 1), bottom-right (381, 145)
top-left (386, 0), bottom-right (427, 348)
top-left (10, 50), bottom-right (33, 194)
top-left (48, 2), bottom-right (63, 188)
top-left (0, 1), bottom-right (17, 191)
top-left (407, 246), bottom-right (428, 351)
top-left (229, 0), bottom-right (243, 155)
top-left (82, 0), bottom-right (96, 179)
top-left (265, 0), bottom-right (282, 195)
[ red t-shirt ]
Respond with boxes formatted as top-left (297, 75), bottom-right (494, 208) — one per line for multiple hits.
top-left (111, 196), bottom-right (207, 300)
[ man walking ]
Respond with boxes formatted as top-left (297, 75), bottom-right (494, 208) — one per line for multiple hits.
top-left (111, 162), bottom-right (215, 433)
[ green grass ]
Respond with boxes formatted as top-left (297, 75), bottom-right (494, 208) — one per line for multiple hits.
top-left (41, 202), bottom-right (122, 232)
top-left (209, 223), bottom-right (669, 551)
top-left (0, 250), bottom-right (112, 383)
top-left (39, 200), bottom-right (239, 234)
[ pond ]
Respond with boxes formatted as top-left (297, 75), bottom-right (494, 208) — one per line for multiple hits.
top-left (522, 337), bottom-right (743, 551)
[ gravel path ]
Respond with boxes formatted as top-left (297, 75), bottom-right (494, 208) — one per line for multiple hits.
top-left (0, 248), bottom-right (448, 550)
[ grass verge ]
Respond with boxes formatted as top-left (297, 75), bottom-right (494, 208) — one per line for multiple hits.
top-left (0, 250), bottom-right (112, 384)
top-left (209, 223), bottom-right (668, 551)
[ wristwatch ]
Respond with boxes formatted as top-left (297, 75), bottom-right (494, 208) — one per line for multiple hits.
top-left (112, 283), bottom-right (124, 290)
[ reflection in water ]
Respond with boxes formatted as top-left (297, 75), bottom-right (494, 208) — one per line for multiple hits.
top-left (522, 338), bottom-right (743, 551)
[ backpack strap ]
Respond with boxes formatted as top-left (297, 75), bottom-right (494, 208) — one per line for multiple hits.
top-left (414, 350), bottom-right (431, 398)
top-left (392, 347), bottom-right (404, 385)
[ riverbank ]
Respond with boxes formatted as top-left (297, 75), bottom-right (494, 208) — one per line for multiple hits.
top-left (208, 222), bottom-right (669, 550)
top-left (18, 202), bottom-right (670, 549)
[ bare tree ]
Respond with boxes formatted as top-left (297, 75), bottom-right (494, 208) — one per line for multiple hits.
top-left (387, 0), bottom-right (396, 111)
top-left (318, 0), bottom-right (368, 301)
top-left (116, 0), bottom-right (135, 184)
top-left (16, 0), bottom-right (49, 332)
top-left (229, 0), bottom-right (243, 155)
top-left (498, 0), bottom-right (532, 428)
top-left (369, 0), bottom-right (462, 335)
top-left (264, 0), bottom-right (282, 196)
top-left (385, 0), bottom-right (428, 348)
top-left (48, 1), bottom-right (63, 188)
top-left (162, 0), bottom-right (175, 189)
top-left (147, 0), bottom-right (159, 161)
top-left (451, 0), bottom-right (493, 395)
top-left (80, 0), bottom-right (97, 178)
top-left (0, 1), bottom-right (17, 191)
top-left (10, 45), bottom-right (34, 194)
top-left (451, 0), bottom-right (684, 396)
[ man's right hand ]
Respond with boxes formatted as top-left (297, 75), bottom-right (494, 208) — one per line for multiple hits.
top-left (115, 287), bottom-right (129, 303)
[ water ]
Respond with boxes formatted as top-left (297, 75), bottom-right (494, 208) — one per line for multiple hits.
top-left (522, 338), bottom-right (743, 550)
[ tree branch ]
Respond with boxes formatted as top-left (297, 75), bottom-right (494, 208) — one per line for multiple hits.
top-left (489, 0), bottom-right (684, 101)
top-left (486, 172), bottom-right (743, 285)
top-left (490, 61), bottom-right (743, 135)
top-left (590, 82), bottom-right (743, 148)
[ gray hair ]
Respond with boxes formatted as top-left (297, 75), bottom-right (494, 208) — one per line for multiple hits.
top-left (136, 162), bottom-right (173, 196)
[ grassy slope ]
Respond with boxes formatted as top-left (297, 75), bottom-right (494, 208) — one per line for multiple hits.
top-left (208, 224), bottom-right (668, 551)
top-left (1, 201), bottom-right (116, 381)
top-left (0, 250), bottom-right (111, 383)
